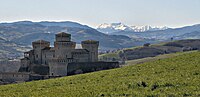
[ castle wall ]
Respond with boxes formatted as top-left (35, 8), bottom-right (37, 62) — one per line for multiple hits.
top-left (42, 49), bottom-right (55, 65)
top-left (81, 40), bottom-right (99, 62)
top-left (21, 59), bottom-right (31, 68)
top-left (30, 64), bottom-right (49, 75)
top-left (48, 59), bottom-right (69, 76)
top-left (72, 53), bottom-right (89, 62)
top-left (0, 72), bottom-right (30, 82)
top-left (19, 58), bottom-right (31, 72)
top-left (32, 41), bottom-right (50, 64)
top-left (54, 42), bottom-right (76, 58)
top-left (71, 49), bottom-right (90, 62)
top-left (67, 62), bottom-right (119, 75)
top-left (24, 50), bottom-right (34, 64)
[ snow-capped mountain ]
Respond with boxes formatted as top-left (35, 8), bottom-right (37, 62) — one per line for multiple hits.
top-left (97, 23), bottom-right (132, 34)
top-left (130, 25), bottom-right (168, 32)
top-left (97, 23), bottom-right (169, 34)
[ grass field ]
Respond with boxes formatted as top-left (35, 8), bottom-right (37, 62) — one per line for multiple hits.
top-left (125, 51), bottom-right (197, 66)
top-left (0, 51), bottom-right (200, 97)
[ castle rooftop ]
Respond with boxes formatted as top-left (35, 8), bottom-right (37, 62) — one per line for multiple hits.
top-left (81, 40), bottom-right (99, 44)
top-left (32, 40), bottom-right (50, 44)
top-left (56, 32), bottom-right (71, 37)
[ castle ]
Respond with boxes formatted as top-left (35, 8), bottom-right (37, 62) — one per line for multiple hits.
top-left (18, 32), bottom-right (119, 77)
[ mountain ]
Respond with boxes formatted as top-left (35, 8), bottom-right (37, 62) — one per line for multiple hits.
top-left (0, 21), bottom-right (91, 29)
top-left (97, 23), bottom-right (168, 34)
top-left (109, 24), bottom-right (200, 40)
top-left (0, 21), bottom-right (147, 53)
top-left (1, 51), bottom-right (200, 96)
top-left (130, 25), bottom-right (168, 32)
top-left (97, 23), bottom-right (133, 34)
top-left (1, 21), bottom-right (200, 60)
top-left (38, 21), bottom-right (91, 29)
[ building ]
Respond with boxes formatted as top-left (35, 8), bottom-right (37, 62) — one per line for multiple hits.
top-left (19, 32), bottom-right (119, 77)
top-left (0, 72), bottom-right (30, 83)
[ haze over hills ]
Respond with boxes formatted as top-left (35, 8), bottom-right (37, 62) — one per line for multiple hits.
top-left (0, 21), bottom-right (200, 60)
top-left (97, 23), bottom-right (169, 34)
top-left (0, 21), bottom-right (149, 60)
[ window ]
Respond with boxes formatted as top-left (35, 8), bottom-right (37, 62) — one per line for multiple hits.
top-left (36, 55), bottom-right (38, 58)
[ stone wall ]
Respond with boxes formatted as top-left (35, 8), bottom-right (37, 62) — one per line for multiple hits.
top-left (67, 62), bottom-right (119, 75)
top-left (48, 59), bottom-right (68, 76)
top-left (0, 72), bottom-right (30, 82)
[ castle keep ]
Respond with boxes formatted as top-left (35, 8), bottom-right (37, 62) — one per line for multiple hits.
top-left (19, 32), bottom-right (119, 77)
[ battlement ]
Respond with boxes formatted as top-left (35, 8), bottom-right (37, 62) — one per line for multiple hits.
top-left (32, 40), bottom-right (50, 45)
top-left (81, 40), bottom-right (99, 44)
top-left (56, 32), bottom-right (71, 42)
top-left (56, 32), bottom-right (71, 37)
top-left (32, 40), bottom-right (50, 49)
top-left (48, 58), bottom-right (73, 63)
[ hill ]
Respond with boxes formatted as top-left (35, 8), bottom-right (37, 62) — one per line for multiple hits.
top-left (0, 51), bottom-right (200, 96)
top-left (0, 40), bottom-right (30, 60)
top-left (99, 39), bottom-right (200, 61)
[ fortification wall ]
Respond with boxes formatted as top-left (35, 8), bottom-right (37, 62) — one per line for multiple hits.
top-left (0, 72), bottom-right (30, 82)
top-left (48, 59), bottom-right (69, 76)
top-left (67, 62), bottom-right (119, 75)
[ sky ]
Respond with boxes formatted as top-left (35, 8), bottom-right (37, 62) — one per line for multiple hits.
top-left (0, 0), bottom-right (200, 28)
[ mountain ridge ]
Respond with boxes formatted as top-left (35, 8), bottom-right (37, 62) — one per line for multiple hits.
top-left (97, 23), bottom-right (169, 34)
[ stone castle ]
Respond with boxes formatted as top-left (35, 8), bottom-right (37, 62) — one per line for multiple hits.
top-left (19, 32), bottom-right (118, 77)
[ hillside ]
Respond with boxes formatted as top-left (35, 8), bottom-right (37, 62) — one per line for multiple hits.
top-left (99, 39), bottom-right (200, 61)
top-left (0, 51), bottom-right (200, 96)
top-left (0, 40), bottom-right (30, 60)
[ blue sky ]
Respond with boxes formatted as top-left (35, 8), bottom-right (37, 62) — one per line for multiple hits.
top-left (0, 0), bottom-right (200, 28)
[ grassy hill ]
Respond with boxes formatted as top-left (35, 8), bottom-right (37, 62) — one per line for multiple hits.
top-left (0, 51), bottom-right (200, 96)
top-left (99, 39), bottom-right (200, 62)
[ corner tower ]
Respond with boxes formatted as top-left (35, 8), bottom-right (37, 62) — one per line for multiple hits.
top-left (81, 40), bottom-right (99, 62)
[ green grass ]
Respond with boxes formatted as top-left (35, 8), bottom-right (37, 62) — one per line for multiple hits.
top-left (1, 51), bottom-right (200, 97)
top-left (99, 52), bottom-right (120, 60)
top-left (125, 51), bottom-right (197, 66)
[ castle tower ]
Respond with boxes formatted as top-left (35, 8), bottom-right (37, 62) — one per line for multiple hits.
top-left (54, 32), bottom-right (76, 58)
top-left (55, 32), bottom-right (71, 42)
top-left (32, 40), bottom-right (50, 64)
top-left (81, 40), bottom-right (99, 62)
